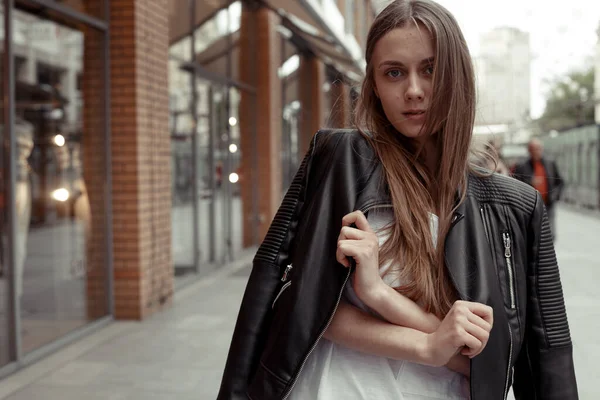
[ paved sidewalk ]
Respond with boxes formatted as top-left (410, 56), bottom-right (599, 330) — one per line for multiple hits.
top-left (0, 250), bottom-right (254, 400)
top-left (0, 205), bottom-right (598, 399)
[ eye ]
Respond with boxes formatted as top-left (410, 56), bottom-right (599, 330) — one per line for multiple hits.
top-left (424, 65), bottom-right (434, 75)
top-left (385, 69), bottom-right (402, 79)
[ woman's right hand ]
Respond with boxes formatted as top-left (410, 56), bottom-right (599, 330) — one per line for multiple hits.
top-left (423, 300), bottom-right (493, 367)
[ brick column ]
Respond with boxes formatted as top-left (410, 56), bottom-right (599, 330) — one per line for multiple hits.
top-left (107, 0), bottom-right (173, 320)
top-left (329, 77), bottom-right (351, 128)
top-left (298, 54), bottom-right (325, 156)
top-left (239, 5), bottom-right (282, 247)
top-left (83, 24), bottom-right (108, 320)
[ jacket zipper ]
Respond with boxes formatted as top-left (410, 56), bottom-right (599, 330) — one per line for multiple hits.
top-left (281, 264), bottom-right (293, 282)
top-left (272, 265), bottom-right (294, 309)
top-left (502, 232), bottom-right (516, 309)
top-left (281, 202), bottom-right (392, 399)
top-left (504, 322), bottom-right (514, 400)
top-left (272, 281), bottom-right (292, 309)
top-left (480, 206), bottom-right (491, 244)
top-left (478, 205), bottom-right (515, 399)
top-left (502, 225), bottom-right (516, 397)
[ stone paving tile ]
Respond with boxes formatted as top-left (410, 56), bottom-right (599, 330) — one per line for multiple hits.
top-left (38, 361), bottom-right (112, 387)
top-left (3, 384), bottom-right (130, 400)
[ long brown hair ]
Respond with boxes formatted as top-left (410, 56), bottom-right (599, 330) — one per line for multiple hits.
top-left (355, 0), bottom-right (476, 317)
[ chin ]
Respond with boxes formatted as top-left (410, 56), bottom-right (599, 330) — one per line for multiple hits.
top-left (393, 124), bottom-right (427, 141)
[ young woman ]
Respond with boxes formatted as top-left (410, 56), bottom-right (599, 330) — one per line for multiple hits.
top-left (217, 1), bottom-right (578, 399)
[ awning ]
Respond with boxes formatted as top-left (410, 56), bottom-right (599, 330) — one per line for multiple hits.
top-left (265, 0), bottom-right (364, 82)
top-left (179, 0), bottom-right (364, 84)
top-left (192, 29), bottom-right (240, 80)
top-left (168, 0), bottom-right (235, 45)
top-left (283, 19), bottom-right (364, 82)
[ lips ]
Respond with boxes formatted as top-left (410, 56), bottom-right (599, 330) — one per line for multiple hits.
top-left (403, 110), bottom-right (426, 120)
top-left (403, 110), bottom-right (425, 116)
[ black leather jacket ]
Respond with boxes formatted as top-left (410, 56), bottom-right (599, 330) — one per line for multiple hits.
top-left (218, 130), bottom-right (578, 400)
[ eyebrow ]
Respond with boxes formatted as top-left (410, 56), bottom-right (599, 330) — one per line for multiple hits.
top-left (378, 57), bottom-right (434, 69)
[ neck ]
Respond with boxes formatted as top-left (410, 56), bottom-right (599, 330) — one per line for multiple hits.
top-left (418, 136), bottom-right (440, 173)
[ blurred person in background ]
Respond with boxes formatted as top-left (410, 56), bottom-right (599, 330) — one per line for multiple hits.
top-left (218, 1), bottom-right (578, 399)
top-left (513, 137), bottom-right (564, 239)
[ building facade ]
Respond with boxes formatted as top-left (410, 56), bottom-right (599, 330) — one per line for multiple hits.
top-left (474, 27), bottom-right (531, 145)
top-left (0, 0), bottom-right (374, 379)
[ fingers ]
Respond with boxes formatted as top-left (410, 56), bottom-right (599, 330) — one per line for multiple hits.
top-left (462, 301), bottom-right (494, 326)
top-left (335, 227), bottom-right (364, 267)
top-left (459, 333), bottom-right (483, 358)
top-left (448, 301), bottom-right (493, 358)
top-left (462, 322), bottom-right (489, 358)
top-left (336, 240), bottom-right (377, 267)
top-left (342, 211), bottom-right (373, 233)
top-left (339, 226), bottom-right (367, 241)
top-left (336, 213), bottom-right (378, 268)
top-left (466, 310), bottom-right (492, 334)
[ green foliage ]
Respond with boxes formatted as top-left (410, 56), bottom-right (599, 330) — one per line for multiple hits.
top-left (535, 66), bottom-right (595, 133)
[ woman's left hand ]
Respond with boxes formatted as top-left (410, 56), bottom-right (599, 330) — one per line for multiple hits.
top-left (336, 211), bottom-right (384, 304)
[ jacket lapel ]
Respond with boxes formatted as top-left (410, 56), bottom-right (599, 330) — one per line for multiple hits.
top-left (445, 195), bottom-right (511, 400)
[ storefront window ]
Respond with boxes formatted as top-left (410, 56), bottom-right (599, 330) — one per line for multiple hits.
top-left (197, 84), bottom-right (243, 265)
top-left (0, 2), bottom-right (13, 370)
top-left (13, 9), bottom-right (108, 353)
top-left (169, 0), bottom-right (248, 279)
top-left (169, 61), bottom-right (196, 280)
top-left (281, 34), bottom-right (301, 192)
top-left (194, 1), bottom-right (241, 56)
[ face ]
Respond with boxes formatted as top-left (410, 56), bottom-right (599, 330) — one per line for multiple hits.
top-left (372, 24), bottom-right (435, 141)
top-left (528, 140), bottom-right (543, 161)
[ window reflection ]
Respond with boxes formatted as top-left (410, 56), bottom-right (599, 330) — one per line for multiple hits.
top-left (194, 1), bottom-right (241, 55)
top-left (170, 61), bottom-right (195, 278)
top-left (12, 9), bottom-right (107, 353)
top-left (0, 2), bottom-right (12, 370)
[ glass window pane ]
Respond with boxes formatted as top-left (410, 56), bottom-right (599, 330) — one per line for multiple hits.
top-left (0, 2), bottom-right (14, 369)
top-left (14, 9), bottom-right (108, 353)
top-left (170, 61), bottom-right (196, 282)
top-left (193, 1), bottom-right (241, 82)
top-left (228, 87), bottom-right (242, 256)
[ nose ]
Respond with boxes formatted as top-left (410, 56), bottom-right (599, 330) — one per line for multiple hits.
top-left (405, 75), bottom-right (424, 101)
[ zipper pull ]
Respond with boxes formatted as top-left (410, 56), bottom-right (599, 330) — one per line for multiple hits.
top-left (503, 232), bottom-right (511, 258)
top-left (281, 264), bottom-right (293, 282)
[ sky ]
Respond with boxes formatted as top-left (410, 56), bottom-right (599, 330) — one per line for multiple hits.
top-left (375, 0), bottom-right (600, 118)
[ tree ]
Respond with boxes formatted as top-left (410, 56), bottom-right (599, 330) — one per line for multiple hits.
top-left (535, 66), bottom-right (595, 133)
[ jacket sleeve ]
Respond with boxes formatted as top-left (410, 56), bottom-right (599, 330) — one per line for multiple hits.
top-left (216, 134), bottom-right (321, 400)
top-left (513, 192), bottom-right (578, 399)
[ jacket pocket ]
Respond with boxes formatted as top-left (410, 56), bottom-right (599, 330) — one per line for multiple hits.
top-left (481, 204), bottom-right (516, 310)
top-left (502, 230), bottom-right (516, 309)
top-left (272, 281), bottom-right (292, 309)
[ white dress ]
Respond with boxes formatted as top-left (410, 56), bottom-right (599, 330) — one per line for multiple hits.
top-left (288, 209), bottom-right (469, 400)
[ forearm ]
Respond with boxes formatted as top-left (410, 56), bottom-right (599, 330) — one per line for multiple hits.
top-left (363, 283), bottom-right (440, 333)
top-left (359, 288), bottom-right (471, 377)
top-left (323, 301), bottom-right (431, 365)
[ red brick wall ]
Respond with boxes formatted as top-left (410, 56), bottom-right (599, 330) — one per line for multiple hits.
top-left (298, 55), bottom-right (325, 156)
top-left (83, 26), bottom-right (108, 320)
top-left (108, 0), bottom-right (173, 320)
top-left (239, 5), bottom-right (282, 247)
